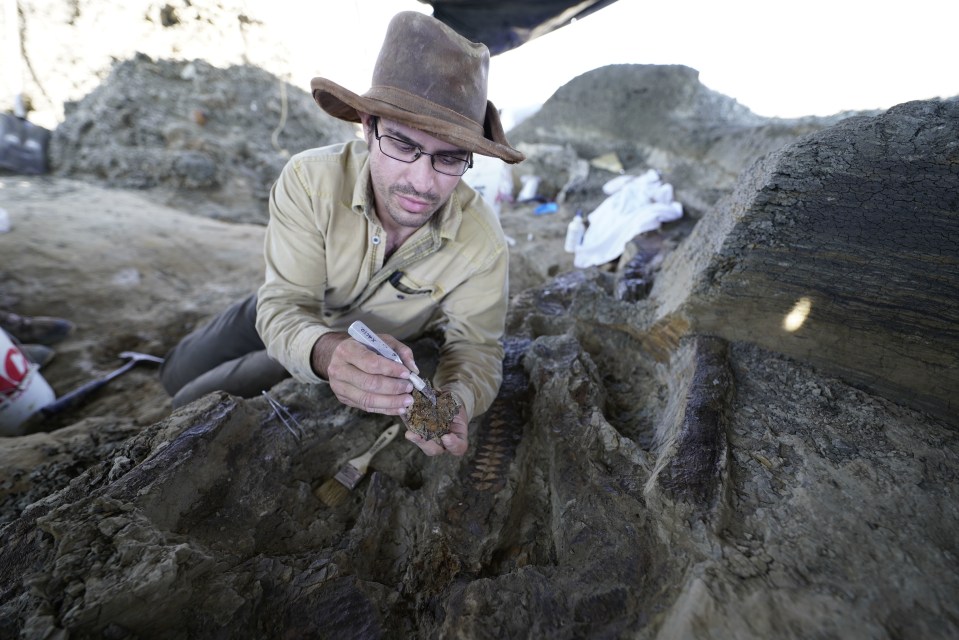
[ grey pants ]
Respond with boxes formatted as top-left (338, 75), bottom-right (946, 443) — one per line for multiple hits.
top-left (159, 293), bottom-right (290, 409)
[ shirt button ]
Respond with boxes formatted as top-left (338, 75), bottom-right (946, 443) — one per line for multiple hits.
top-left (371, 235), bottom-right (381, 245)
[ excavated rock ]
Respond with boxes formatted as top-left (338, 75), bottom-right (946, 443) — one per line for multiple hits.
top-left (1, 82), bottom-right (957, 640)
top-left (5, 262), bottom-right (956, 638)
top-left (50, 56), bottom-right (356, 224)
top-left (651, 98), bottom-right (959, 426)
top-left (510, 64), bottom-right (862, 217)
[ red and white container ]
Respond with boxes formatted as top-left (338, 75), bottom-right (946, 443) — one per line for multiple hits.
top-left (0, 329), bottom-right (55, 436)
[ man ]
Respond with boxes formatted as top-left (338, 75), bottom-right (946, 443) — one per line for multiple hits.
top-left (160, 11), bottom-right (524, 457)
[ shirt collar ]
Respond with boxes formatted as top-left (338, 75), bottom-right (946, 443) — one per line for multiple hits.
top-left (351, 151), bottom-right (376, 222)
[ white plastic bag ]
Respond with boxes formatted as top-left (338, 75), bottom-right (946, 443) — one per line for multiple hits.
top-left (574, 170), bottom-right (683, 268)
top-left (462, 155), bottom-right (514, 218)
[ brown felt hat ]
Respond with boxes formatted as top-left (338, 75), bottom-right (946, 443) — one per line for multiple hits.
top-left (311, 11), bottom-right (525, 164)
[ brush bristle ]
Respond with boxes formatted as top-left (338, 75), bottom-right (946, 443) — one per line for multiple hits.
top-left (314, 477), bottom-right (350, 507)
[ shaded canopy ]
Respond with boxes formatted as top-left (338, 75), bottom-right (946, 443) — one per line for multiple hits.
top-left (425, 0), bottom-right (620, 55)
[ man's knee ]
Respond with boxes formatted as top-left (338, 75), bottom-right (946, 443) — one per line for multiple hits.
top-left (160, 293), bottom-right (263, 397)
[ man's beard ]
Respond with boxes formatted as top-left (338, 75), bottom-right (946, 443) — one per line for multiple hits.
top-left (386, 184), bottom-right (441, 228)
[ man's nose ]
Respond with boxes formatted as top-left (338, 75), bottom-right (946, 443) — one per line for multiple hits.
top-left (406, 153), bottom-right (436, 190)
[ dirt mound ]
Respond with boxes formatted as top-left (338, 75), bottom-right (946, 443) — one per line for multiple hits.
top-left (49, 55), bottom-right (356, 223)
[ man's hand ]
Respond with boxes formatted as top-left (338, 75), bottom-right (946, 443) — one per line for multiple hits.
top-left (312, 331), bottom-right (418, 416)
top-left (404, 405), bottom-right (469, 457)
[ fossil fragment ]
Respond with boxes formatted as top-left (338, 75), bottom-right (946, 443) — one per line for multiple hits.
top-left (404, 383), bottom-right (458, 441)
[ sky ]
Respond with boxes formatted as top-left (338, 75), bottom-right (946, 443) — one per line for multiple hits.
top-left (301, 0), bottom-right (957, 129)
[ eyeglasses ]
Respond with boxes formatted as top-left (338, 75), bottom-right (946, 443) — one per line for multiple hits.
top-left (372, 118), bottom-right (472, 176)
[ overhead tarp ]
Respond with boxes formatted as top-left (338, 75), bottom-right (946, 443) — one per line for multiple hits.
top-left (425, 0), bottom-right (621, 55)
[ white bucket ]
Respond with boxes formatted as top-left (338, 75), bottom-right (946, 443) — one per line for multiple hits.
top-left (0, 329), bottom-right (56, 436)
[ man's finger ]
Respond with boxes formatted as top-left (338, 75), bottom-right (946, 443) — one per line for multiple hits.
top-left (378, 334), bottom-right (419, 373)
top-left (329, 379), bottom-right (414, 414)
top-left (439, 432), bottom-right (466, 457)
top-left (404, 430), bottom-right (446, 456)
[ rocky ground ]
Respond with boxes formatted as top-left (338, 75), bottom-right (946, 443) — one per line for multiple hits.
top-left (1, 2), bottom-right (957, 638)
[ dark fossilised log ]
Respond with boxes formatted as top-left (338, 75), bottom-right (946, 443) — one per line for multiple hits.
top-left (652, 99), bottom-right (959, 427)
top-left (651, 335), bottom-right (733, 514)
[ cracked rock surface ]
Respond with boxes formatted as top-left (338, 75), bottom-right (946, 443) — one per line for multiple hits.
top-left (1, 31), bottom-right (957, 640)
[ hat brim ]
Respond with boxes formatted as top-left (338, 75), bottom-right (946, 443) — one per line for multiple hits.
top-left (311, 77), bottom-right (525, 165)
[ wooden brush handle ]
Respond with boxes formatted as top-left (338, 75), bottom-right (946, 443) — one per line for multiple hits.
top-left (348, 423), bottom-right (401, 471)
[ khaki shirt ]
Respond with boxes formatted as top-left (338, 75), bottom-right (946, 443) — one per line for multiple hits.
top-left (256, 140), bottom-right (508, 420)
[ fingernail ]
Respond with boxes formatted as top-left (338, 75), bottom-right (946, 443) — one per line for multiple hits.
top-left (403, 396), bottom-right (413, 407)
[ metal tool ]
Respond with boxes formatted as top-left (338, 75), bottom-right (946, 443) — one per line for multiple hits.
top-left (40, 351), bottom-right (164, 417)
top-left (347, 321), bottom-right (436, 405)
top-left (262, 390), bottom-right (305, 441)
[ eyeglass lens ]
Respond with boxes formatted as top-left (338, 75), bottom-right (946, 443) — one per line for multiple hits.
top-left (374, 120), bottom-right (470, 176)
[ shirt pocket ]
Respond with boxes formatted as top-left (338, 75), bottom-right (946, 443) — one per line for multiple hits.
top-left (353, 270), bottom-right (439, 339)
top-left (387, 271), bottom-right (435, 299)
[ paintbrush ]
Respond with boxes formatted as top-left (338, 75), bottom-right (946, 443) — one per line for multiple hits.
top-left (315, 423), bottom-right (401, 507)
